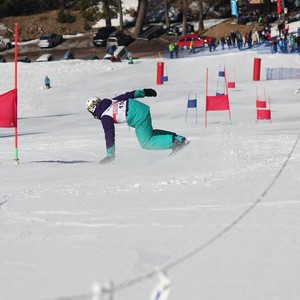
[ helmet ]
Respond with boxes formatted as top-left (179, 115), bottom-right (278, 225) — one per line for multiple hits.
top-left (86, 96), bottom-right (101, 113)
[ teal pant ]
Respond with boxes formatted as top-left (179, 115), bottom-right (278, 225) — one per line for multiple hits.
top-left (126, 99), bottom-right (175, 150)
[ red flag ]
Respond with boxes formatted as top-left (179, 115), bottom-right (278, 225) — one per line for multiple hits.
top-left (0, 89), bottom-right (17, 128)
top-left (206, 94), bottom-right (230, 111)
top-left (257, 109), bottom-right (271, 120)
top-left (256, 100), bottom-right (267, 108)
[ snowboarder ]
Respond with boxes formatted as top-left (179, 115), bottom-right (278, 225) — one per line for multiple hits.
top-left (86, 89), bottom-right (188, 164)
top-left (44, 75), bottom-right (51, 89)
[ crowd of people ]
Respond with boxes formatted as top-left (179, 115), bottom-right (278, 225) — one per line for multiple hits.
top-left (168, 20), bottom-right (300, 58)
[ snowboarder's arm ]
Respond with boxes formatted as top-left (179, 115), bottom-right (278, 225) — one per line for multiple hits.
top-left (113, 89), bottom-right (157, 101)
top-left (101, 116), bottom-right (116, 158)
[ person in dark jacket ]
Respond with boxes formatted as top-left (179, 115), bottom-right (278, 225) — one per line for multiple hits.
top-left (86, 88), bottom-right (188, 164)
top-left (44, 75), bottom-right (51, 89)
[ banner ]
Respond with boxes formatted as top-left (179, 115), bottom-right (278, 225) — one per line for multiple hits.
top-left (0, 89), bottom-right (17, 128)
top-left (277, 0), bottom-right (282, 13)
top-left (230, 0), bottom-right (238, 17)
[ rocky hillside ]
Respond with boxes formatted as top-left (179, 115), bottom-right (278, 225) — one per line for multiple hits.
top-left (1, 10), bottom-right (90, 42)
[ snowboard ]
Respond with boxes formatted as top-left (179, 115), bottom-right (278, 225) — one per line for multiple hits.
top-left (169, 140), bottom-right (191, 156)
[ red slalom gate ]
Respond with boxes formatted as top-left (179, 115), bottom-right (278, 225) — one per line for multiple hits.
top-left (253, 58), bottom-right (261, 81)
top-left (156, 62), bottom-right (164, 85)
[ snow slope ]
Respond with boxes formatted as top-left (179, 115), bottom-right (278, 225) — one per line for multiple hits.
top-left (0, 41), bottom-right (300, 300)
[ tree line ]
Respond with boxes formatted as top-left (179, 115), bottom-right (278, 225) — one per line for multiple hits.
top-left (0, 0), bottom-right (222, 36)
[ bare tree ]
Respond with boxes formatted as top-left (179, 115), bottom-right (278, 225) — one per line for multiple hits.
top-left (163, 0), bottom-right (170, 28)
top-left (102, 0), bottom-right (112, 27)
top-left (134, 0), bottom-right (148, 36)
top-left (198, 0), bottom-right (204, 32)
top-left (117, 0), bottom-right (124, 31)
top-left (181, 0), bottom-right (188, 36)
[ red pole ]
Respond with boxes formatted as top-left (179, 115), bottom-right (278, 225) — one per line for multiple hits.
top-left (205, 68), bottom-right (208, 127)
top-left (156, 62), bottom-right (164, 85)
top-left (14, 23), bottom-right (19, 163)
top-left (253, 58), bottom-right (261, 81)
top-left (224, 68), bottom-right (232, 125)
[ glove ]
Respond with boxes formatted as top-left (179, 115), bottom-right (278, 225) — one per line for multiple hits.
top-left (144, 88), bottom-right (157, 97)
top-left (100, 155), bottom-right (115, 165)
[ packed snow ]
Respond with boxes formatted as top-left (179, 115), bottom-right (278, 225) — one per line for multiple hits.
top-left (1, 28), bottom-right (300, 300)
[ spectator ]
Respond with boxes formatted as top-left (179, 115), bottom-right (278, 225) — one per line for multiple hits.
top-left (168, 43), bottom-right (175, 59)
top-left (283, 21), bottom-right (289, 37)
top-left (251, 30), bottom-right (258, 45)
top-left (236, 31), bottom-right (243, 50)
top-left (128, 52), bottom-right (134, 64)
top-left (230, 31), bottom-right (236, 47)
top-left (226, 35), bottom-right (232, 49)
top-left (271, 38), bottom-right (278, 53)
top-left (189, 40), bottom-right (195, 54)
top-left (174, 43), bottom-right (179, 58)
top-left (296, 35), bottom-right (300, 52)
top-left (248, 30), bottom-right (253, 48)
top-left (282, 37), bottom-right (288, 53)
top-left (278, 37), bottom-right (283, 52)
top-left (220, 35), bottom-right (226, 50)
top-left (278, 21), bottom-right (284, 36)
top-left (208, 37), bottom-right (213, 52)
top-left (44, 75), bottom-right (51, 89)
top-left (212, 37), bottom-right (217, 51)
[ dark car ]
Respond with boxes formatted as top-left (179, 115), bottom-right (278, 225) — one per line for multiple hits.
top-left (93, 26), bottom-right (117, 47)
top-left (167, 26), bottom-right (180, 36)
top-left (84, 55), bottom-right (99, 60)
top-left (36, 53), bottom-right (54, 62)
top-left (137, 25), bottom-right (165, 41)
top-left (0, 55), bottom-right (6, 62)
top-left (37, 33), bottom-right (63, 48)
top-left (17, 56), bottom-right (31, 63)
top-left (61, 49), bottom-right (75, 60)
top-left (106, 30), bottom-right (133, 48)
top-left (167, 23), bottom-right (195, 36)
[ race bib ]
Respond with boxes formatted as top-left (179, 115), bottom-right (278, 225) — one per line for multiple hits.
top-left (102, 100), bottom-right (127, 123)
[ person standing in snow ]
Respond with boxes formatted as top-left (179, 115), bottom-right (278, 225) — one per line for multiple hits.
top-left (44, 75), bottom-right (51, 89)
top-left (86, 89), bottom-right (188, 164)
top-left (174, 43), bottom-right (179, 58)
top-left (168, 42), bottom-right (175, 59)
top-left (189, 40), bottom-right (195, 54)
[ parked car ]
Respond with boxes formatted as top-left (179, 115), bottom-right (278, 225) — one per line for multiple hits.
top-left (103, 45), bottom-right (128, 61)
top-left (61, 49), bottom-right (75, 60)
top-left (0, 37), bottom-right (12, 51)
top-left (93, 26), bottom-right (117, 47)
top-left (17, 56), bottom-right (31, 63)
top-left (177, 34), bottom-right (210, 49)
top-left (137, 25), bottom-right (165, 41)
top-left (84, 55), bottom-right (99, 60)
top-left (36, 53), bottom-right (54, 62)
top-left (166, 26), bottom-right (180, 36)
top-left (0, 55), bottom-right (6, 62)
top-left (167, 23), bottom-right (195, 36)
top-left (37, 33), bottom-right (63, 48)
top-left (106, 30), bottom-right (133, 48)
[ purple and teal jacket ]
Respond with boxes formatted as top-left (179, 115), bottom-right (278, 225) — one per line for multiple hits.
top-left (93, 89), bottom-right (146, 157)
